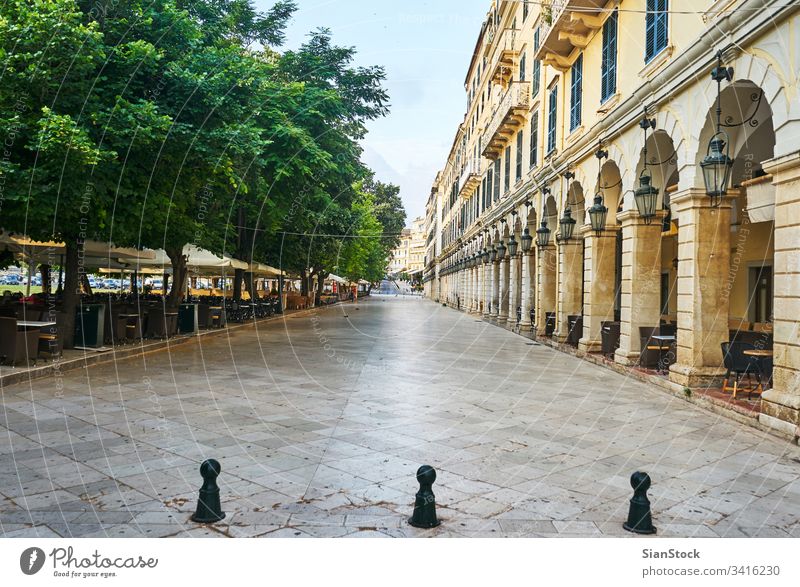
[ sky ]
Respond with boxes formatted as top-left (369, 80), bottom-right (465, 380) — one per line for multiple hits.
top-left (255, 0), bottom-right (490, 223)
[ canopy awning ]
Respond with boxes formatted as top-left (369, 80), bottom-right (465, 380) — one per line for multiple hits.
top-left (136, 245), bottom-right (247, 275)
top-left (326, 273), bottom-right (349, 285)
top-left (0, 234), bottom-right (156, 268)
top-left (743, 174), bottom-right (775, 223)
top-left (247, 262), bottom-right (285, 277)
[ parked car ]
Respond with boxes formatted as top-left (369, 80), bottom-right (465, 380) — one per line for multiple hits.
top-left (1, 274), bottom-right (22, 285)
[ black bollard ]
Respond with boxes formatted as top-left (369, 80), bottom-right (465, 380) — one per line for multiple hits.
top-left (623, 471), bottom-right (656, 534)
top-left (408, 465), bottom-right (441, 528)
top-left (191, 459), bottom-right (226, 523)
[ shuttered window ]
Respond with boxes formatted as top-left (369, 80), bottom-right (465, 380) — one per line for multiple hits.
top-left (493, 159), bottom-right (501, 202)
top-left (645, 0), bottom-right (669, 63)
top-left (547, 86), bottom-right (557, 154)
top-left (532, 29), bottom-right (541, 97)
top-left (519, 51), bottom-right (526, 83)
top-left (529, 112), bottom-right (538, 169)
top-left (601, 9), bottom-right (618, 103)
top-left (570, 54), bottom-right (583, 131)
top-left (504, 146), bottom-right (511, 193)
top-left (516, 131), bottom-right (523, 181)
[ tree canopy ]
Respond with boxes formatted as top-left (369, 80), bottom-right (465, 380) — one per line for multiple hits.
top-left (0, 0), bottom-right (405, 344)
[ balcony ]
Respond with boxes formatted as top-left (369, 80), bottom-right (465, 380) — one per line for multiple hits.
top-left (488, 29), bottom-right (520, 86)
top-left (534, 0), bottom-right (605, 70)
top-left (482, 82), bottom-right (531, 160)
top-left (458, 159), bottom-right (482, 199)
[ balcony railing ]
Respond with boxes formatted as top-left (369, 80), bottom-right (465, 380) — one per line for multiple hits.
top-left (457, 158), bottom-right (482, 199)
top-left (487, 28), bottom-right (520, 86)
top-left (534, 0), bottom-right (604, 67)
top-left (482, 81), bottom-right (531, 160)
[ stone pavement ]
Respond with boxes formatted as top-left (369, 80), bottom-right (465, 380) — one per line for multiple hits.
top-left (1, 297), bottom-right (799, 538)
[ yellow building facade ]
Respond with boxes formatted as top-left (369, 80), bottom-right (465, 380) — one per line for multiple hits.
top-left (426, 0), bottom-right (800, 441)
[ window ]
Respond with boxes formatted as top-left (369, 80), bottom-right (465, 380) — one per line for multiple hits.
top-left (504, 146), bottom-right (511, 193)
top-left (601, 9), bottom-right (618, 102)
top-left (519, 51), bottom-right (526, 83)
top-left (529, 112), bottom-right (538, 168)
top-left (547, 85), bottom-right (557, 154)
top-left (523, 1), bottom-right (529, 21)
top-left (516, 131), bottom-right (523, 182)
top-left (645, 0), bottom-right (669, 63)
top-left (749, 266), bottom-right (773, 323)
top-left (570, 54), bottom-right (583, 131)
top-left (532, 29), bottom-right (541, 97)
top-left (493, 159), bottom-right (501, 201)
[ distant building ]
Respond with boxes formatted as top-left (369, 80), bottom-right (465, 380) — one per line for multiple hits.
top-left (388, 216), bottom-right (426, 278)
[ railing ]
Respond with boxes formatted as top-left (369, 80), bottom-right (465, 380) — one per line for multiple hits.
top-left (484, 82), bottom-right (531, 147)
top-left (458, 158), bottom-right (482, 194)
top-left (487, 27), bottom-right (519, 82)
top-left (540, 0), bottom-right (568, 42)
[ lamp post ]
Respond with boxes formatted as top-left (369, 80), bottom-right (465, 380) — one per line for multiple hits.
top-left (635, 111), bottom-right (659, 223)
top-left (701, 51), bottom-right (735, 207)
top-left (589, 143), bottom-right (609, 234)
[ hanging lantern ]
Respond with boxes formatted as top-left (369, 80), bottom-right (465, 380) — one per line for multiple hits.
top-left (489, 246), bottom-right (497, 262)
top-left (482, 248), bottom-right (490, 263)
top-left (496, 240), bottom-right (507, 260)
top-left (559, 208), bottom-right (576, 241)
top-left (701, 51), bottom-right (735, 207)
top-left (521, 228), bottom-right (533, 253)
top-left (636, 111), bottom-right (659, 223)
top-left (536, 219), bottom-right (551, 247)
top-left (701, 136), bottom-right (734, 207)
top-left (507, 235), bottom-right (518, 256)
top-left (588, 194), bottom-right (608, 234)
top-left (634, 171), bottom-right (659, 224)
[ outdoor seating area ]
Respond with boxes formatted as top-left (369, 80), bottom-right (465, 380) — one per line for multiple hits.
top-left (0, 290), bottom-right (292, 368)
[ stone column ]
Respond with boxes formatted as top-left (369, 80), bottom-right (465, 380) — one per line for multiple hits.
top-left (668, 188), bottom-right (732, 387)
top-left (579, 224), bottom-right (620, 352)
top-left (556, 239), bottom-right (583, 342)
top-left (483, 261), bottom-right (492, 317)
top-left (759, 153), bottom-right (800, 439)
top-left (499, 254), bottom-right (510, 322)
top-left (509, 253), bottom-right (519, 326)
top-left (615, 210), bottom-right (666, 365)
top-left (491, 258), bottom-right (500, 318)
top-left (520, 249), bottom-right (533, 328)
top-left (471, 264), bottom-right (478, 312)
top-left (535, 244), bottom-right (557, 336)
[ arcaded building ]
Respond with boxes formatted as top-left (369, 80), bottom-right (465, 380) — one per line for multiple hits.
top-left (426, 0), bottom-right (800, 440)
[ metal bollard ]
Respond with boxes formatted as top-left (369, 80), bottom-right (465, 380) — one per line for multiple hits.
top-left (191, 459), bottom-right (226, 523)
top-left (623, 471), bottom-right (656, 534)
top-left (408, 465), bottom-right (441, 528)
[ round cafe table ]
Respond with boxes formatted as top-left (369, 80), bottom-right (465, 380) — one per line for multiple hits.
top-left (743, 349), bottom-right (773, 391)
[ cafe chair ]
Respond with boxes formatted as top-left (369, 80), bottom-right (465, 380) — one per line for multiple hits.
top-left (721, 341), bottom-right (763, 400)
top-left (0, 316), bottom-right (40, 366)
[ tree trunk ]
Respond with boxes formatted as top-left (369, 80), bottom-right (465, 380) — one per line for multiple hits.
top-left (61, 241), bottom-right (80, 349)
top-left (242, 271), bottom-right (256, 299)
top-left (165, 247), bottom-right (187, 311)
top-left (233, 268), bottom-right (244, 301)
top-left (316, 271), bottom-right (328, 305)
top-left (39, 264), bottom-right (51, 295)
top-left (300, 269), bottom-right (308, 296)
